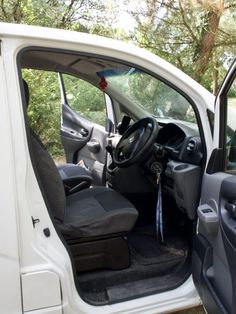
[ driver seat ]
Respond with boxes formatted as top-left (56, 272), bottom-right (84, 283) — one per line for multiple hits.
top-left (24, 79), bottom-right (138, 271)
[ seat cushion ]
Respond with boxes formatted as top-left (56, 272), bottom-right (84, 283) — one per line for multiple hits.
top-left (59, 187), bottom-right (138, 239)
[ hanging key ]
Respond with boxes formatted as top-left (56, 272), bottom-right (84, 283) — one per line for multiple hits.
top-left (151, 162), bottom-right (163, 185)
top-left (156, 171), bottom-right (161, 185)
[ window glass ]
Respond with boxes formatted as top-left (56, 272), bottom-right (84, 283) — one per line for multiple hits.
top-left (62, 74), bottom-right (106, 126)
top-left (225, 76), bottom-right (236, 172)
top-left (98, 68), bottom-right (196, 124)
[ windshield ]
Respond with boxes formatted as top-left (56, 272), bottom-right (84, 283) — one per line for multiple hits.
top-left (98, 67), bottom-right (196, 123)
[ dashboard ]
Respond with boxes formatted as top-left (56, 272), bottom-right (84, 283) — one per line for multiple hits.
top-left (154, 122), bottom-right (202, 165)
top-left (107, 119), bottom-right (203, 220)
top-left (147, 121), bottom-right (203, 220)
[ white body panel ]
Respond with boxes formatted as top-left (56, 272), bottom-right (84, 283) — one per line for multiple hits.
top-left (26, 307), bottom-right (62, 314)
top-left (0, 45), bottom-right (22, 314)
top-left (22, 271), bottom-right (61, 312)
top-left (0, 23), bottom-right (214, 313)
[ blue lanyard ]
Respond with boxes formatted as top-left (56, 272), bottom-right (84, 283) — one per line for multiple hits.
top-left (156, 180), bottom-right (164, 243)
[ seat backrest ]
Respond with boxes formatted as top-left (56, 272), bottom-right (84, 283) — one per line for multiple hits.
top-left (23, 79), bottom-right (66, 222)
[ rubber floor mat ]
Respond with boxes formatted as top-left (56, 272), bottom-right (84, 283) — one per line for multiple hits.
top-left (128, 225), bottom-right (187, 265)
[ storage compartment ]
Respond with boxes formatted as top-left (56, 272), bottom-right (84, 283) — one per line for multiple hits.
top-left (165, 160), bottom-right (201, 219)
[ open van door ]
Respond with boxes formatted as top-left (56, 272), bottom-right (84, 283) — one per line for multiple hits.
top-left (192, 59), bottom-right (236, 314)
top-left (58, 73), bottom-right (111, 185)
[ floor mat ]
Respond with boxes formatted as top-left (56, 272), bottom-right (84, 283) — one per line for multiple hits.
top-left (77, 224), bottom-right (190, 304)
top-left (128, 225), bottom-right (187, 265)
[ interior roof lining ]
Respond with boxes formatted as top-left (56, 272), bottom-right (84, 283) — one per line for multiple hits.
top-left (20, 50), bottom-right (128, 78)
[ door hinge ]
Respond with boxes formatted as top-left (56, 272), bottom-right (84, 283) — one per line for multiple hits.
top-left (31, 216), bottom-right (40, 228)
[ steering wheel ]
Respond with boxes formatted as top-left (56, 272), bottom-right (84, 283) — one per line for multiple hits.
top-left (113, 117), bottom-right (158, 167)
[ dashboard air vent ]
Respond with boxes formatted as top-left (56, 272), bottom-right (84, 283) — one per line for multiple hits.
top-left (186, 139), bottom-right (196, 154)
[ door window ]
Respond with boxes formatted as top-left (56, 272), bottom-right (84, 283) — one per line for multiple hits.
top-left (225, 76), bottom-right (236, 172)
top-left (62, 74), bottom-right (107, 127)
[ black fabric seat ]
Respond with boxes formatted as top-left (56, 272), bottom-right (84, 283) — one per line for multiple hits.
top-left (61, 187), bottom-right (138, 239)
top-left (24, 80), bottom-right (138, 242)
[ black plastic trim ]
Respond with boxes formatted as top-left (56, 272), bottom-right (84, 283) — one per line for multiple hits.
top-left (218, 64), bottom-right (236, 170)
top-left (206, 148), bottom-right (224, 174)
top-left (206, 109), bottom-right (214, 137)
top-left (192, 234), bottom-right (228, 314)
top-left (69, 236), bottom-right (130, 272)
top-left (220, 176), bottom-right (236, 249)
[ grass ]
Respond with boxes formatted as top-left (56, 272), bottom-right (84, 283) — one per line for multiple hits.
top-left (54, 155), bottom-right (66, 165)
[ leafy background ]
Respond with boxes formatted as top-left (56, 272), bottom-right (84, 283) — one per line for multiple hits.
top-left (1, 0), bottom-right (236, 158)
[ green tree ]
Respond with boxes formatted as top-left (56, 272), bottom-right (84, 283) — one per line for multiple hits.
top-left (2, 0), bottom-right (235, 157)
top-left (23, 69), bottom-right (63, 156)
top-left (0, 0), bottom-right (107, 31)
top-left (62, 74), bottom-right (106, 126)
top-left (129, 0), bottom-right (236, 93)
top-left (0, 0), bottom-right (115, 157)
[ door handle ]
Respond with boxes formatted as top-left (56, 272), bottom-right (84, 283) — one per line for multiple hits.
top-left (87, 140), bottom-right (100, 153)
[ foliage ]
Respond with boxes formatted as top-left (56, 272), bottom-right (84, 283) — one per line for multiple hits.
top-left (23, 69), bottom-right (107, 157)
top-left (1, 0), bottom-right (235, 157)
top-left (107, 70), bottom-right (196, 122)
top-left (129, 0), bottom-right (236, 93)
top-left (2, 0), bottom-right (110, 157)
top-left (62, 74), bottom-right (106, 126)
top-left (23, 69), bottom-right (64, 156)
top-left (0, 0), bottom-right (107, 30)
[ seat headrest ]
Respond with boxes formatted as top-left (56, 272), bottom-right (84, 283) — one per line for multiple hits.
top-left (23, 79), bottom-right (29, 108)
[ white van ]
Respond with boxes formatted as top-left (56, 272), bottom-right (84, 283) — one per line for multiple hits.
top-left (0, 22), bottom-right (236, 314)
